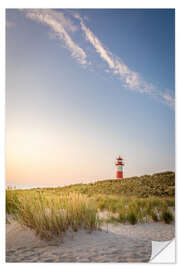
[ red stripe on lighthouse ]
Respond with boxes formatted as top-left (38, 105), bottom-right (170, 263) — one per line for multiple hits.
top-left (116, 171), bottom-right (123, 179)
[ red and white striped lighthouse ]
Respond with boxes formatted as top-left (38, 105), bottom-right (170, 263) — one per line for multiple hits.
top-left (115, 156), bottom-right (124, 179)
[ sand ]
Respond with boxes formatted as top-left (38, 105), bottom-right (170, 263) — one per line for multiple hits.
top-left (6, 219), bottom-right (175, 263)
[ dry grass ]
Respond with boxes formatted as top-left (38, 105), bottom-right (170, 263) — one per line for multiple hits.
top-left (96, 195), bottom-right (175, 224)
top-left (6, 190), bottom-right (100, 240)
top-left (6, 171), bottom-right (175, 236)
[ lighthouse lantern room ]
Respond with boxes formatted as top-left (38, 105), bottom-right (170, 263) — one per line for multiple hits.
top-left (115, 156), bottom-right (124, 179)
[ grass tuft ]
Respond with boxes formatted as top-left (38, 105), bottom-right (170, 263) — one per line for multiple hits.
top-left (127, 211), bottom-right (137, 225)
top-left (6, 191), bottom-right (100, 240)
top-left (6, 171), bottom-right (175, 232)
top-left (161, 209), bottom-right (174, 224)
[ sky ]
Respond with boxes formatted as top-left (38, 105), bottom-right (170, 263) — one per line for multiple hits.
top-left (6, 9), bottom-right (175, 188)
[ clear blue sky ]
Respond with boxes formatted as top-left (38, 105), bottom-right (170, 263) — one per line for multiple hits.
top-left (6, 9), bottom-right (175, 187)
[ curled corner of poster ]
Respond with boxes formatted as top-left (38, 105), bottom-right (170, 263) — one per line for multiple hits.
top-left (150, 238), bottom-right (175, 263)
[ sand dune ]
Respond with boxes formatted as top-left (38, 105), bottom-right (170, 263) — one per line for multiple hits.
top-left (6, 220), bottom-right (174, 263)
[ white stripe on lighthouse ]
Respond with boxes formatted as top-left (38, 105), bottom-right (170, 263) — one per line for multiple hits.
top-left (117, 165), bottom-right (123, 171)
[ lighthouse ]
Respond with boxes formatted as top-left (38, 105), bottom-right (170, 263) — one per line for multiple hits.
top-left (115, 156), bottom-right (124, 179)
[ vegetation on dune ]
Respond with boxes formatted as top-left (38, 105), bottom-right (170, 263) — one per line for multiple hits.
top-left (6, 189), bottom-right (21, 215)
top-left (6, 191), bottom-right (100, 240)
top-left (6, 171), bottom-right (175, 238)
top-left (97, 195), bottom-right (174, 224)
top-left (161, 209), bottom-right (174, 224)
top-left (47, 171), bottom-right (175, 198)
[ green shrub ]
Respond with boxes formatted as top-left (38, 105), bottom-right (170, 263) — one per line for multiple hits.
top-left (127, 211), bottom-right (137, 225)
top-left (161, 210), bottom-right (174, 224)
top-left (57, 171), bottom-right (175, 198)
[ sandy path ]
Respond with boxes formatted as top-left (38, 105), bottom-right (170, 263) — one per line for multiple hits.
top-left (102, 222), bottom-right (175, 241)
top-left (6, 221), bottom-right (174, 263)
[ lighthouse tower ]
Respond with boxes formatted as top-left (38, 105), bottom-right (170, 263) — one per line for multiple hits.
top-left (115, 156), bottom-right (124, 179)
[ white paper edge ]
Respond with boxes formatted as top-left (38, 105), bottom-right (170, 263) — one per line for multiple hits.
top-left (150, 239), bottom-right (175, 263)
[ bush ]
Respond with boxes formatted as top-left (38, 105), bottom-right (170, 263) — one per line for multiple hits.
top-left (58, 171), bottom-right (175, 198)
top-left (161, 210), bottom-right (174, 224)
top-left (127, 211), bottom-right (137, 225)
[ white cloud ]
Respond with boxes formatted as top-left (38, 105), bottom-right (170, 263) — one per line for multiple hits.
top-left (160, 92), bottom-right (175, 109)
top-left (76, 16), bottom-right (175, 109)
top-left (45, 9), bottom-right (78, 33)
top-left (79, 19), bottom-right (154, 95)
top-left (23, 9), bottom-right (87, 65)
top-left (21, 9), bottom-right (174, 110)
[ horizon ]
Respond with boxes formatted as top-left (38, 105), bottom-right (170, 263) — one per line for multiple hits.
top-left (6, 169), bottom-right (175, 190)
top-left (6, 9), bottom-right (175, 187)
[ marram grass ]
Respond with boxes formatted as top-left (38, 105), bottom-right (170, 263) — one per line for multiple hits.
top-left (6, 171), bottom-right (175, 237)
top-left (6, 191), bottom-right (100, 240)
top-left (96, 195), bottom-right (174, 224)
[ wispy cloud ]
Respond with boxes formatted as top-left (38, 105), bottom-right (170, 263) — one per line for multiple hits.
top-left (160, 91), bottom-right (175, 109)
top-left (75, 14), bottom-right (174, 109)
top-left (22, 9), bottom-right (174, 110)
top-left (75, 14), bottom-right (154, 95)
top-left (23, 9), bottom-right (87, 65)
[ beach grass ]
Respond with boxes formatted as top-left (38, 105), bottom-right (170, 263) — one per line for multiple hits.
top-left (6, 171), bottom-right (175, 238)
top-left (6, 191), bottom-right (100, 240)
top-left (161, 209), bottom-right (174, 224)
top-left (97, 195), bottom-right (174, 224)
